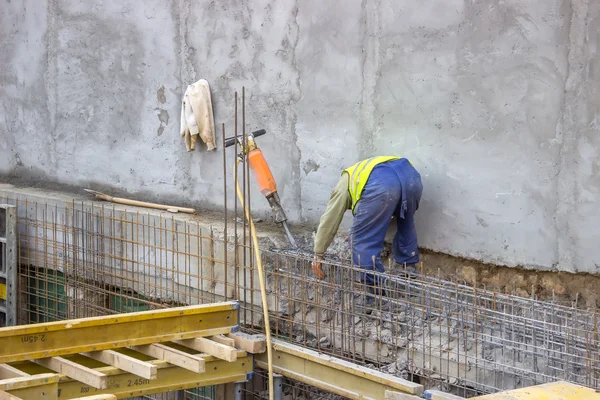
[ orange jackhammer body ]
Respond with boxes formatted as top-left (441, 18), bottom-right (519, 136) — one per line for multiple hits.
top-left (247, 148), bottom-right (277, 197)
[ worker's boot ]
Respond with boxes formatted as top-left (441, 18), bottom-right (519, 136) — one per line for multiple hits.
top-left (356, 285), bottom-right (391, 315)
top-left (397, 262), bottom-right (418, 278)
top-left (388, 262), bottom-right (419, 298)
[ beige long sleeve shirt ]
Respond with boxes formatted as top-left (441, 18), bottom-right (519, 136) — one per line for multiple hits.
top-left (314, 174), bottom-right (352, 256)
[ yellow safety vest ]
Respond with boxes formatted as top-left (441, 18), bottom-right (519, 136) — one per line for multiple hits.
top-left (343, 156), bottom-right (401, 214)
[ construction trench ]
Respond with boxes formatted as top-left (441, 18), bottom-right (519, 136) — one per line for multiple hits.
top-left (1, 183), bottom-right (599, 399)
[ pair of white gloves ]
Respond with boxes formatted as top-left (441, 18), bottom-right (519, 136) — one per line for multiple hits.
top-left (180, 79), bottom-right (216, 152)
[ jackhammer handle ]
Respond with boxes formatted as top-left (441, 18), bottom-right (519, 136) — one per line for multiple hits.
top-left (224, 129), bottom-right (266, 148)
top-left (252, 129), bottom-right (266, 138)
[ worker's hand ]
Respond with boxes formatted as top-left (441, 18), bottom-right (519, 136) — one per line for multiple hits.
top-left (311, 255), bottom-right (326, 279)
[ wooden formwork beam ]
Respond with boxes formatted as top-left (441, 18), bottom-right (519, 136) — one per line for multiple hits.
top-left (255, 339), bottom-right (423, 400)
top-left (0, 364), bottom-right (29, 380)
top-left (423, 390), bottom-right (466, 399)
top-left (0, 302), bottom-right (239, 363)
top-left (0, 374), bottom-right (59, 400)
top-left (4, 353), bottom-right (252, 400)
top-left (0, 390), bottom-right (23, 400)
top-left (227, 331), bottom-right (266, 354)
top-left (0, 302), bottom-right (265, 399)
top-left (471, 381), bottom-right (600, 399)
top-left (34, 357), bottom-right (108, 389)
top-left (81, 350), bottom-right (157, 380)
top-left (210, 334), bottom-right (236, 347)
top-left (129, 344), bottom-right (206, 373)
top-left (175, 337), bottom-right (238, 362)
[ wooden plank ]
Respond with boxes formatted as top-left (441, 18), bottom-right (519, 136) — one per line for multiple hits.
top-left (0, 374), bottom-right (59, 391)
top-left (130, 344), bottom-right (205, 373)
top-left (81, 350), bottom-right (157, 380)
top-left (210, 334), bottom-right (235, 347)
top-left (473, 381), bottom-right (600, 399)
top-left (175, 337), bottom-right (237, 362)
top-left (0, 389), bottom-right (22, 400)
top-left (34, 357), bottom-right (107, 389)
top-left (0, 302), bottom-right (239, 363)
top-left (385, 390), bottom-right (422, 399)
top-left (424, 390), bottom-right (466, 399)
top-left (227, 332), bottom-right (266, 354)
top-left (70, 395), bottom-right (117, 400)
top-left (0, 365), bottom-right (28, 380)
top-left (1, 380), bottom-right (58, 400)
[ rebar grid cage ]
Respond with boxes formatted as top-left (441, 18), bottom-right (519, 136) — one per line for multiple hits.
top-left (2, 195), bottom-right (599, 398)
top-left (258, 251), bottom-right (600, 397)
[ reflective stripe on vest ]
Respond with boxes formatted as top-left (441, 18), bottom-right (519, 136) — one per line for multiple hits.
top-left (343, 156), bottom-right (401, 213)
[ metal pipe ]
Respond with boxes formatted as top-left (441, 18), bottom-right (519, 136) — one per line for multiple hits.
top-left (234, 381), bottom-right (244, 400)
top-left (273, 373), bottom-right (283, 400)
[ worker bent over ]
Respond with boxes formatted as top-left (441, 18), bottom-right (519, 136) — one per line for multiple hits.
top-left (312, 156), bottom-right (423, 299)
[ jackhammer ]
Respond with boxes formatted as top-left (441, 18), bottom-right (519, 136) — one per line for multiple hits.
top-left (224, 129), bottom-right (298, 248)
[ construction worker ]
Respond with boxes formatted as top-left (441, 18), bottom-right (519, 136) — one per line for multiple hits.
top-left (311, 156), bottom-right (423, 301)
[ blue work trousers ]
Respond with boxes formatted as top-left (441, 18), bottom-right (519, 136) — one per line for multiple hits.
top-left (349, 159), bottom-right (423, 287)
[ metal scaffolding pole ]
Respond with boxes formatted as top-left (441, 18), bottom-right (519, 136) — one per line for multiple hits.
top-left (0, 204), bottom-right (17, 327)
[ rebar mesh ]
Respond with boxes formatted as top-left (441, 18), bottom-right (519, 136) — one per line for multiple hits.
top-left (9, 198), bottom-right (260, 323)
top-left (2, 194), bottom-right (599, 398)
top-left (257, 252), bottom-right (600, 396)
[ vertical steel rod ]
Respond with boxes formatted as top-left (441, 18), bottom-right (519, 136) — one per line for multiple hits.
top-left (241, 87), bottom-right (246, 305)
top-left (232, 91), bottom-right (238, 301)
top-left (243, 87), bottom-right (255, 327)
top-left (242, 86), bottom-right (248, 322)
top-left (222, 121), bottom-right (228, 303)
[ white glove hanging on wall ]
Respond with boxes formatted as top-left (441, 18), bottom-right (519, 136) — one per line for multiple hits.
top-left (180, 79), bottom-right (217, 152)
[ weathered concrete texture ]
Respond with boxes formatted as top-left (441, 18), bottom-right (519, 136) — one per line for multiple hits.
top-left (555, 0), bottom-right (600, 272)
top-left (373, 0), bottom-right (570, 270)
top-left (0, 1), bottom-right (599, 273)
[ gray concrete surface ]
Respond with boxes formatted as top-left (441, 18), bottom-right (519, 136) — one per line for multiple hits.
top-left (0, 0), bottom-right (598, 273)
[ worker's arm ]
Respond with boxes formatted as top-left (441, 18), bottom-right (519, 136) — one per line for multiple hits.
top-left (313, 174), bottom-right (351, 256)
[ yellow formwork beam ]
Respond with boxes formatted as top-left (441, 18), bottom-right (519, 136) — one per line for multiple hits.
top-left (5, 352), bottom-right (253, 399)
top-left (255, 339), bottom-right (423, 400)
top-left (0, 282), bottom-right (6, 300)
top-left (0, 302), bottom-right (239, 363)
top-left (473, 381), bottom-right (600, 400)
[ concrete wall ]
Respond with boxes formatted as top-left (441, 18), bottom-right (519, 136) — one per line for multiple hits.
top-left (1, 0), bottom-right (599, 273)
